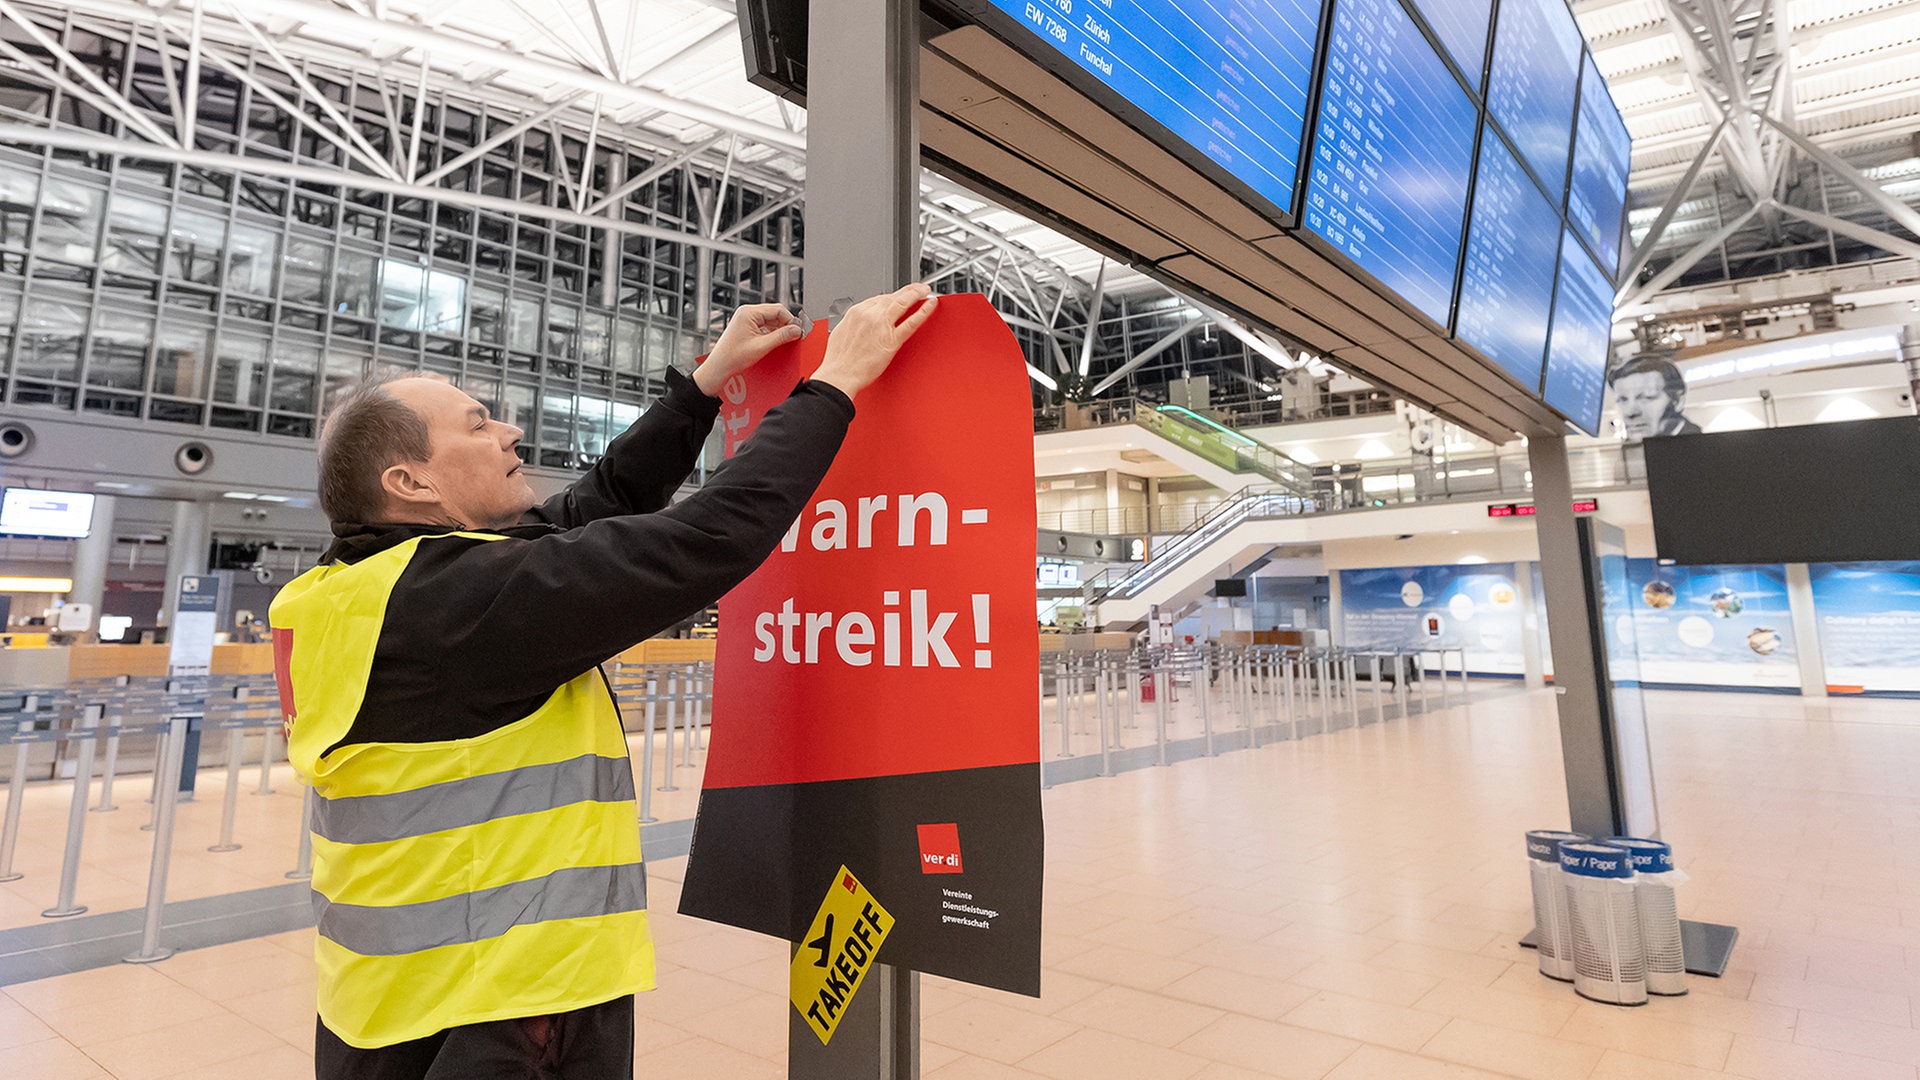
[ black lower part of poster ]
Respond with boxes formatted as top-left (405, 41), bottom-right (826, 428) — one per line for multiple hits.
top-left (676, 763), bottom-right (1043, 997)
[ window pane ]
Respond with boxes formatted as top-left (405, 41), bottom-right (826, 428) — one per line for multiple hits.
top-left (88, 304), bottom-right (153, 389)
top-left (102, 191), bottom-right (166, 276)
top-left (546, 301), bottom-right (579, 359)
top-left (538, 392), bottom-right (575, 449)
top-left (153, 310), bottom-right (214, 398)
top-left (17, 292), bottom-right (87, 382)
top-left (227, 221), bottom-right (279, 295)
top-left (0, 161), bottom-right (39, 249)
top-left (423, 268), bottom-right (465, 335)
top-left (582, 311), bottom-right (611, 369)
top-left (334, 250), bottom-right (378, 317)
top-left (35, 178), bottom-right (103, 265)
top-left (508, 295), bottom-right (541, 352)
top-left (471, 284), bottom-right (506, 345)
top-left (270, 338), bottom-right (320, 415)
top-left (283, 238), bottom-right (329, 306)
top-left (214, 333), bottom-right (268, 406)
top-left (613, 318), bottom-right (642, 375)
top-left (167, 208), bottom-right (227, 284)
top-left (377, 258), bottom-right (426, 328)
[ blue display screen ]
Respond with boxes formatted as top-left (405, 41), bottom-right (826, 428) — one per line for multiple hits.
top-left (1456, 134), bottom-right (1561, 389)
top-left (1303, 0), bottom-right (1478, 326)
top-left (1408, 0), bottom-right (1493, 89)
top-left (1542, 229), bottom-right (1616, 435)
top-left (1486, 0), bottom-right (1585, 198)
top-left (981, 0), bottom-right (1323, 219)
top-left (1567, 53), bottom-right (1632, 279)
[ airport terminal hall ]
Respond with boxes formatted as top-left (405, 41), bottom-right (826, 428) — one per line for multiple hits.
top-left (7, 0), bottom-right (1920, 1077)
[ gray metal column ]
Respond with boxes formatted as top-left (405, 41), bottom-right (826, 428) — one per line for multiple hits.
top-left (1514, 560), bottom-right (1546, 690)
top-left (1326, 571), bottom-right (1343, 649)
top-left (790, 0), bottom-right (921, 1076)
top-left (67, 494), bottom-right (116, 637)
top-left (1528, 435), bottom-right (1615, 839)
top-left (1901, 324), bottom-right (1920, 412)
top-left (157, 501), bottom-right (211, 628)
top-left (1784, 563), bottom-right (1828, 701)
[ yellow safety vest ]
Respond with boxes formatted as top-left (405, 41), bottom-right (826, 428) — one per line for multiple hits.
top-left (269, 533), bottom-right (655, 1049)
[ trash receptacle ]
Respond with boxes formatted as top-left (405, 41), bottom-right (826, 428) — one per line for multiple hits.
top-left (1526, 830), bottom-right (1587, 982)
top-left (1559, 842), bottom-right (1647, 1006)
top-left (1611, 837), bottom-right (1686, 997)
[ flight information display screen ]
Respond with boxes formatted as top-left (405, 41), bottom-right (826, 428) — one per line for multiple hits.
top-left (1456, 134), bottom-right (1562, 390)
top-left (1542, 229), bottom-right (1617, 435)
top-left (1303, 0), bottom-right (1478, 327)
top-left (1486, 0), bottom-right (1585, 198)
top-left (1408, 0), bottom-right (1493, 89)
top-left (1567, 52), bottom-right (1633, 279)
top-left (979, 0), bottom-right (1324, 221)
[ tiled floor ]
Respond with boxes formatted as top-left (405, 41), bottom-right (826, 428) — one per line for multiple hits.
top-left (4, 684), bottom-right (1920, 1078)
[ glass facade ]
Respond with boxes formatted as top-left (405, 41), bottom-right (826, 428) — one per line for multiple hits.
top-left (0, 13), bottom-right (804, 470)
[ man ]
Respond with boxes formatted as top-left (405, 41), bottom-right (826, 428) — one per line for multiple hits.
top-left (271, 284), bottom-right (939, 1079)
top-left (1609, 354), bottom-right (1702, 441)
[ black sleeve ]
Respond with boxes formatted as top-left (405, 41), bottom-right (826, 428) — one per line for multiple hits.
top-left (526, 367), bottom-right (722, 529)
top-left (354, 380), bottom-right (855, 744)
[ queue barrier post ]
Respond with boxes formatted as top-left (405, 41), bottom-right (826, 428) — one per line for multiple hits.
top-left (126, 711), bottom-right (191, 964)
top-left (43, 703), bottom-right (103, 918)
top-left (208, 725), bottom-right (245, 854)
top-left (0, 715), bottom-right (32, 883)
top-left (637, 672), bottom-right (658, 824)
top-left (286, 785), bottom-right (314, 881)
top-left (94, 680), bottom-right (126, 813)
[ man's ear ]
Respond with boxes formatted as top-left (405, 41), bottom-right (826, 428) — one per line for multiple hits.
top-left (381, 462), bottom-right (437, 508)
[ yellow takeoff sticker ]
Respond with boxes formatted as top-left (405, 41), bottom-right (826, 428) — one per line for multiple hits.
top-left (790, 866), bottom-right (894, 1045)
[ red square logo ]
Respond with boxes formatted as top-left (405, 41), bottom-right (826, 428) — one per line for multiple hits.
top-left (917, 823), bottom-right (963, 875)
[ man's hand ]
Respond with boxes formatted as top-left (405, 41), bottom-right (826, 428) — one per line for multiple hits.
top-left (696, 303), bottom-right (806, 396)
top-left (810, 284), bottom-right (939, 400)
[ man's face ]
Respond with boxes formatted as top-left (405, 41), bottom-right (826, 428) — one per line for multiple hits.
top-left (387, 378), bottom-right (533, 528)
top-left (1613, 371), bottom-right (1680, 440)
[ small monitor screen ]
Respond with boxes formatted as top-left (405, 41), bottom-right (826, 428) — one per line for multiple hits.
top-left (979, 0), bottom-right (1323, 221)
top-left (1486, 0), bottom-right (1586, 198)
top-left (1456, 133), bottom-right (1562, 389)
top-left (0, 488), bottom-right (95, 539)
top-left (98, 615), bottom-right (133, 642)
top-left (1567, 53), bottom-right (1633, 279)
top-left (1304, 0), bottom-right (1478, 326)
top-left (1408, 0), bottom-right (1494, 89)
top-left (1542, 230), bottom-right (1617, 435)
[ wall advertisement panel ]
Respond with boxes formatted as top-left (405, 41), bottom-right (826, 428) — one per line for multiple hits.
top-left (1610, 559), bottom-right (1800, 692)
top-left (1809, 562), bottom-right (1920, 696)
top-left (1340, 564), bottom-right (1529, 677)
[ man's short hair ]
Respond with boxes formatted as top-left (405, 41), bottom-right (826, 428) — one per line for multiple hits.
top-left (317, 379), bottom-right (431, 524)
top-left (1609, 354), bottom-right (1687, 398)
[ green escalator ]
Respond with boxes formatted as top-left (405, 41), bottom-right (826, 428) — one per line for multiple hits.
top-left (1133, 405), bottom-right (1316, 495)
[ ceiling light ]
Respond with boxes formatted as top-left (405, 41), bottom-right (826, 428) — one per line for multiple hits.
top-left (1816, 397), bottom-right (1879, 423)
top-left (0, 576), bottom-right (73, 593)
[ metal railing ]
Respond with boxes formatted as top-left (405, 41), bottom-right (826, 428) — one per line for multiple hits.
top-left (1081, 442), bottom-right (1648, 606)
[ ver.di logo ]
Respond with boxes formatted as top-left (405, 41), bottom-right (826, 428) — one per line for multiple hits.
top-left (917, 823), bottom-right (962, 874)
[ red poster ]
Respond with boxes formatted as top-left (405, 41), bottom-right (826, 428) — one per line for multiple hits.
top-left (679, 294), bottom-right (1043, 995)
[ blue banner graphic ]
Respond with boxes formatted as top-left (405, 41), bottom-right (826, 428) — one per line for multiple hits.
top-left (1340, 565), bottom-right (1528, 676)
top-left (1809, 562), bottom-right (1920, 695)
top-left (1608, 560), bottom-right (1800, 692)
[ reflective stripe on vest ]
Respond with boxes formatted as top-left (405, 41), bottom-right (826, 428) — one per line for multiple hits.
top-left (314, 861), bottom-right (648, 956)
top-left (269, 533), bottom-right (655, 1049)
top-left (310, 753), bottom-right (636, 846)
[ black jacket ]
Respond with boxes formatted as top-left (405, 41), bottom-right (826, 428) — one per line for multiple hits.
top-left (320, 368), bottom-right (853, 748)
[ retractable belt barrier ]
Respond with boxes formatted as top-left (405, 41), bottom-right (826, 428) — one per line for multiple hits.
top-left (1035, 641), bottom-right (1472, 775)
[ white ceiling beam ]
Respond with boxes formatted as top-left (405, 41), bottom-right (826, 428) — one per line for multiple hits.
top-left (0, 121), bottom-right (803, 266)
top-left (36, 0), bottom-right (807, 152)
